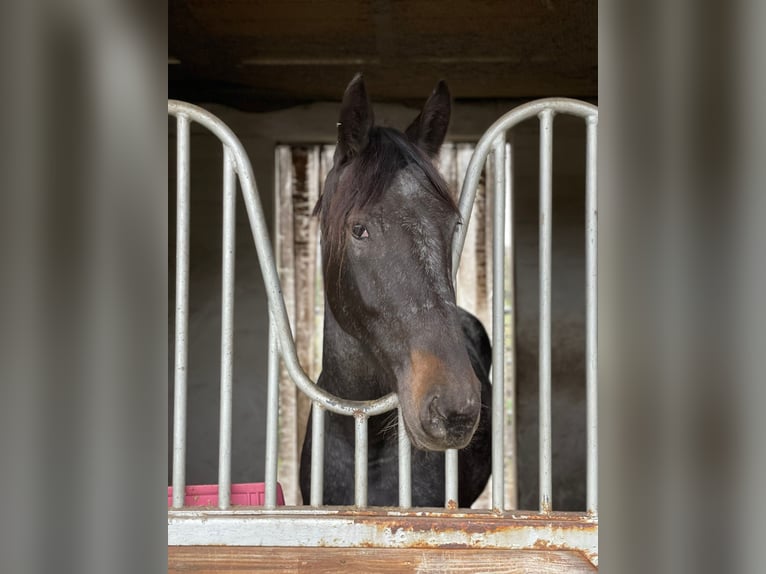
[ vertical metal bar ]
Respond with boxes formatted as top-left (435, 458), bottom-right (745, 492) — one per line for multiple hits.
top-left (491, 135), bottom-right (506, 511)
top-left (445, 449), bottom-right (459, 507)
top-left (217, 147), bottom-right (236, 509)
top-left (398, 409), bottom-right (412, 508)
top-left (264, 315), bottom-right (280, 508)
top-left (585, 116), bottom-right (598, 514)
top-left (538, 109), bottom-right (554, 513)
top-left (355, 414), bottom-right (368, 507)
top-left (505, 141), bottom-right (519, 510)
top-left (172, 114), bottom-right (191, 509)
top-left (310, 402), bottom-right (325, 506)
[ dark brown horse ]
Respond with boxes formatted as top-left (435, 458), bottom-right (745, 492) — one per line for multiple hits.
top-left (300, 75), bottom-right (492, 507)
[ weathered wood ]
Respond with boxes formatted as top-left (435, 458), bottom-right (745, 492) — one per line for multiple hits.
top-left (291, 146), bottom-right (321, 480)
top-left (276, 146), bottom-right (299, 505)
top-left (501, 138), bottom-right (518, 512)
top-left (448, 144), bottom-right (496, 510)
top-left (169, 546), bottom-right (597, 573)
top-left (276, 146), bottom-right (327, 505)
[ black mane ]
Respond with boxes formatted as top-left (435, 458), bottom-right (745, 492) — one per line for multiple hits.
top-left (314, 127), bottom-right (459, 266)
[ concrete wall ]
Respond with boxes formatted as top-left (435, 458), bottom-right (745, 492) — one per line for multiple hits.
top-left (168, 99), bottom-right (591, 510)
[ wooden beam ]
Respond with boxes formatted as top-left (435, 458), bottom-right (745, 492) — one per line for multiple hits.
top-left (169, 546), bottom-right (597, 573)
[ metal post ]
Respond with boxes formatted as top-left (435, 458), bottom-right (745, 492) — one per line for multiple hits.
top-left (445, 449), bottom-right (458, 507)
top-left (172, 113), bottom-right (191, 509)
top-left (585, 116), bottom-right (598, 515)
top-left (398, 409), bottom-right (412, 508)
top-left (217, 146), bottom-right (236, 509)
top-left (310, 402), bottom-right (325, 506)
top-left (538, 110), bottom-right (554, 513)
top-left (491, 136), bottom-right (506, 511)
top-left (264, 316), bottom-right (280, 508)
top-left (355, 414), bottom-right (368, 507)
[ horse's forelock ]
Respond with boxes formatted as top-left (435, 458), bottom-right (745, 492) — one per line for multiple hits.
top-left (315, 127), bottom-right (458, 269)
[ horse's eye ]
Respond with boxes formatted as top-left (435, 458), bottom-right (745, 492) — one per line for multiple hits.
top-left (351, 224), bottom-right (369, 240)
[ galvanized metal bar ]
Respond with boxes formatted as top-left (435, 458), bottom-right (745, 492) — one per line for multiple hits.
top-left (585, 116), bottom-right (598, 514)
top-left (453, 98), bottom-right (597, 279)
top-left (491, 136), bottom-right (506, 511)
top-left (264, 315), bottom-right (280, 509)
top-left (217, 146), bottom-right (236, 509)
top-left (355, 415), bottom-right (368, 507)
top-left (538, 109), bottom-right (554, 513)
top-left (449, 99), bottom-right (598, 513)
top-left (505, 141), bottom-right (519, 510)
top-left (310, 402), bottom-right (325, 506)
top-left (398, 409), bottom-right (412, 508)
top-left (167, 100), bottom-right (397, 418)
top-left (445, 449), bottom-right (458, 507)
top-left (172, 113), bottom-right (191, 509)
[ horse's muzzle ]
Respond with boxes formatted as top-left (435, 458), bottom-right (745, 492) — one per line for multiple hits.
top-left (399, 348), bottom-right (482, 451)
top-left (418, 386), bottom-right (481, 450)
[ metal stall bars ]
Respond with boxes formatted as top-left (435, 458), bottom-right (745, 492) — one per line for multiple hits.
top-left (169, 99), bottom-right (599, 512)
top-left (453, 98), bottom-right (598, 515)
top-left (168, 100), bottom-right (400, 512)
top-left (168, 98), bottom-right (598, 569)
top-left (168, 99), bottom-right (509, 512)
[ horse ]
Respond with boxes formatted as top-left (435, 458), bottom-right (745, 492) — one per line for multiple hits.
top-left (299, 74), bottom-right (492, 507)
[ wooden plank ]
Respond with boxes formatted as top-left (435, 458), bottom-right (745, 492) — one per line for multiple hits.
top-left (451, 143), bottom-right (494, 511)
top-left (169, 546), bottom-right (597, 573)
top-left (291, 147), bottom-right (321, 474)
top-left (275, 146), bottom-right (299, 506)
top-left (275, 146), bottom-right (326, 505)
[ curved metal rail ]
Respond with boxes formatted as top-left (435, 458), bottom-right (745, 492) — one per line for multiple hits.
top-left (168, 97), bottom-right (598, 517)
top-left (168, 101), bottom-right (397, 511)
top-left (450, 97), bottom-right (598, 515)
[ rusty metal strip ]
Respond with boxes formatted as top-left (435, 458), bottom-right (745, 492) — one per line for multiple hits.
top-left (168, 509), bottom-right (597, 566)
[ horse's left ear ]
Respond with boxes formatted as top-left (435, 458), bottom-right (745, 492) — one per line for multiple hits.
top-left (405, 80), bottom-right (451, 157)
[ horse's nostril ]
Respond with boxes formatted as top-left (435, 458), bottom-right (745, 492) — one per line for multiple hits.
top-left (426, 416), bottom-right (446, 439)
top-left (420, 387), bottom-right (481, 446)
top-left (429, 395), bottom-right (444, 418)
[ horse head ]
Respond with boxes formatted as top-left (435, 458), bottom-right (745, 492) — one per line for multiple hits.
top-left (314, 74), bottom-right (482, 451)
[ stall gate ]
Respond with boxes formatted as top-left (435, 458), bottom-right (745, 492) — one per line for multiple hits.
top-left (167, 99), bottom-right (599, 572)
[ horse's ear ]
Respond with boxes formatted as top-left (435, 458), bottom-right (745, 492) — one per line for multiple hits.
top-left (337, 73), bottom-right (374, 161)
top-left (405, 80), bottom-right (451, 157)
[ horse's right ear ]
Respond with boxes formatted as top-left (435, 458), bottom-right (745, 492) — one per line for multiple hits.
top-left (336, 74), bottom-right (374, 161)
top-left (405, 80), bottom-right (451, 157)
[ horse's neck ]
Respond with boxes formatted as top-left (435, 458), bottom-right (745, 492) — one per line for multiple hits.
top-left (319, 305), bottom-right (391, 402)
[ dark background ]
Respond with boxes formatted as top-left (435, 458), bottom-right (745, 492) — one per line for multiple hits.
top-left (169, 0), bottom-right (596, 110)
